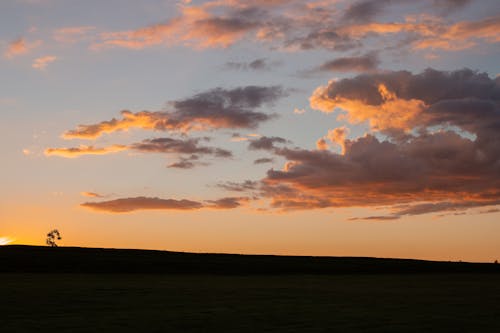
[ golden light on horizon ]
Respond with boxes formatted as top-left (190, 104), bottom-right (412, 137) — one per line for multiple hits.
top-left (0, 237), bottom-right (14, 245)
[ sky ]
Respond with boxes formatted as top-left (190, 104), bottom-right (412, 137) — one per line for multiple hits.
top-left (1, 0), bottom-right (499, 262)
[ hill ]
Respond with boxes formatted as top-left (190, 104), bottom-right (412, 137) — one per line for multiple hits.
top-left (1, 245), bottom-right (499, 274)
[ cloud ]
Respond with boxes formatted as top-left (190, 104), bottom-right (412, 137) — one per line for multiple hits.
top-left (206, 196), bottom-right (249, 209)
top-left (44, 144), bottom-right (127, 158)
top-left (167, 157), bottom-right (201, 169)
top-left (248, 68), bottom-right (500, 215)
top-left (310, 68), bottom-right (499, 135)
top-left (248, 136), bottom-right (288, 150)
top-left (348, 215), bottom-right (401, 221)
top-left (53, 26), bottom-right (96, 43)
top-left (46, 137), bottom-right (232, 168)
top-left (224, 58), bottom-right (280, 71)
top-left (80, 191), bottom-right (105, 198)
top-left (32, 55), bottom-right (57, 70)
top-left (414, 16), bottom-right (500, 50)
top-left (317, 52), bottom-right (379, 73)
top-left (316, 138), bottom-right (329, 150)
top-left (4, 38), bottom-right (41, 58)
top-left (81, 195), bottom-right (249, 213)
top-left (130, 137), bottom-right (232, 158)
top-left (216, 180), bottom-right (259, 192)
top-left (342, 0), bottom-right (392, 23)
top-left (81, 196), bottom-right (204, 213)
top-left (254, 157), bottom-right (274, 164)
top-left (317, 126), bottom-right (349, 154)
top-left (89, 0), bottom-right (498, 55)
top-left (63, 86), bottom-right (285, 139)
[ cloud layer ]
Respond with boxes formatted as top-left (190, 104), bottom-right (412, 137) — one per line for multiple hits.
top-left (252, 68), bottom-right (500, 216)
top-left (90, 0), bottom-right (499, 54)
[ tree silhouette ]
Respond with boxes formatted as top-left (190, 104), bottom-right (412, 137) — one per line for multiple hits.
top-left (46, 229), bottom-right (62, 247)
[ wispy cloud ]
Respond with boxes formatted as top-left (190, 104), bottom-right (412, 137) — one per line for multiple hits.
top-left (80, 191), bottom-right (106, 198)
top-left (4, 38), bottom-right (41, 58)
top-left (45, 144), bottom-right (127, 158)
top-left (32, 55), bottom-right (57, 70)
top-left (81, 195), bottom-right (250, 213)
top-left (53, 26), bottom-right (96, 43)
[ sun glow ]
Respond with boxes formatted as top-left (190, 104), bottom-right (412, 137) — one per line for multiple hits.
top-left (0, 237), bottom-right (14, 245)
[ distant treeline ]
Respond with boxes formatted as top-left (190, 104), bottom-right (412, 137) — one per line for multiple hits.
top-left (1, 245), bottom-right (499, 275)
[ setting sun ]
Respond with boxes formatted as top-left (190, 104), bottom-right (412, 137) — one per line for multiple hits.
top-left (0, 237), bottom-right (13, 246)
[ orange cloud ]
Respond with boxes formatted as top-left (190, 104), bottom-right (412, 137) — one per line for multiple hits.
top-left (53, 26), bottom-right (96, 43)
top-left (4, 38), bottom-right (41, 58)
top-left (32, 55), bottom-right (57, 70)
top-left (316, 138), bottom-right (329, 150)
top-left (310, 83), bottom-right (426, 132)
top-left (414, 16), bottom-right (500, 50)
top-left (80, 191), bottom-right (105, 198)
top-left (326, 126), bottom-right (349, 154)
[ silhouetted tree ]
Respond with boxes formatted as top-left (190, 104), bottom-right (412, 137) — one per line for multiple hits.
top-left (46, 229), bottom-right (62, 247)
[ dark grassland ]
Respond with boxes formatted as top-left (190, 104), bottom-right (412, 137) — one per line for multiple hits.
top-left (1, 246), bottom-right (500, 332)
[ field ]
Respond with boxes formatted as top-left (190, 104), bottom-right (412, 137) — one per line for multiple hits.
top-left (2, 246), bottom-right (500, 332)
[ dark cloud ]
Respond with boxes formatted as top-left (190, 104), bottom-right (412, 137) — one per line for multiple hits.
top-left (131, 137), bottom-right (232, 157)
top-left (254, 157), bottom-right (274, 164)
top-left (348, 215), bottom-right (401, 221)
top-left (248, 136), bottom-right (289, 150)
top-left (432, 0), bottom-right (472, 11)
top-left (167, 159), bottom-right (197, 169)
top-left (318, 52), bottom-right (379, 73)
top-left (206, 197), bottom-right (250, 209)
top-left (47, 136), bottom-right (232, 168)
top-left (343, 0), bottom-right (392, 23)
top-left (285, 30), bottom-right (360, 51)
top-left (224, 58), bottom-right (279, 71)
top-left (63, 86), bottom-right (286, 139)
top-left (216, 180), bottom-right (259, 192)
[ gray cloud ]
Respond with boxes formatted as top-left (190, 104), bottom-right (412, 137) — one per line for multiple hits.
top-left (254, 157), bottom-right (274, 164)
top-left (216, 180), bottom-right (259, 192)
top-left (81, 197), bottom-right (204, 213)
top-left (224, 58), bottom-right (280, 71)
top-left (81, 195), bottom-right (249, 213)
top-left (63, 86), bottom-right (286, 139)
top-left (248, 136), bottom-right (289, 150)
top-left (318, 53), bottom-right (379, 73)
top-left (206, 196), bottom-right (250, 209)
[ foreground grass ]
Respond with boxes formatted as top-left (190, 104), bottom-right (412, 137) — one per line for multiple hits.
top-left (2, 273), bottom-right (500, 332)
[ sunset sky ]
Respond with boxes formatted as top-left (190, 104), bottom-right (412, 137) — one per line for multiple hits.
top-left (1, 0), bottom-right (499, 262)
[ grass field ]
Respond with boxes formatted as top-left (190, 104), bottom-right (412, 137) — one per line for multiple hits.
top-left (2, 273), bottom-right (500, 332)
top-left (2, 246), bottom-right (500, 332)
